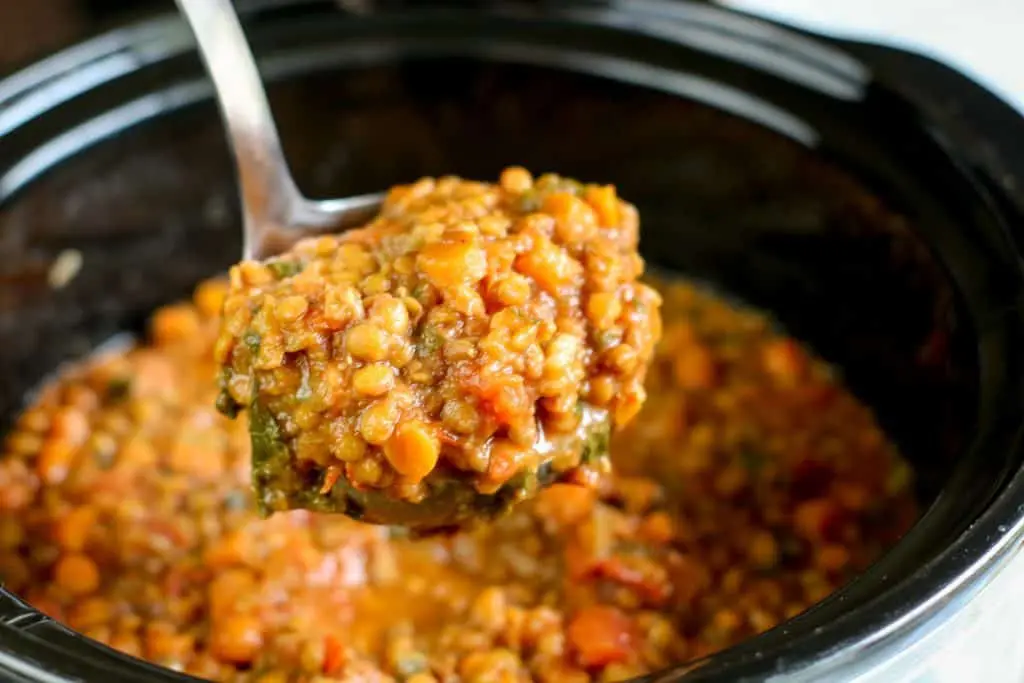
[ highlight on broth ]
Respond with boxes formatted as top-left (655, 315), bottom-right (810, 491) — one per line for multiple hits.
top-left (0, 276), bottom-right (916, 682)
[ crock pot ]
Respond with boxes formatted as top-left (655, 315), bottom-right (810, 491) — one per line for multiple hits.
top-left (2, 1), bottom-right (1024, 681)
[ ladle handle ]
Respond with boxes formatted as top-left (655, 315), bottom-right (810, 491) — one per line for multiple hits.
top-left (174, 0), bottom-right (303, 259)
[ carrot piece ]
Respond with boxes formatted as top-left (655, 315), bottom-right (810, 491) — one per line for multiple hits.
top-left (53, 553), bottom-right (100, 596)
top-left (536, 484), bottom-right (596, 527)
top-left (793, 498), bottom-right (845, 543)
top-left (762, 338), bottom-right (807, 383)
top-left (584, 185), bottom-right (621, 227)
top-left (568, 605), bottom-right (635, 668)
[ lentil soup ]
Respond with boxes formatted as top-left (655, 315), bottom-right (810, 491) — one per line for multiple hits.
top-left (0, 275), bottom-right (917, 682)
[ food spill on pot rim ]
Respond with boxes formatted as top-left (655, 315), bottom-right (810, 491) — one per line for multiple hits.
top-left (0, 195), bottom-right (917, 680)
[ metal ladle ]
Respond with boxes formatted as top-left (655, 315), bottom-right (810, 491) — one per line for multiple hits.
top-left (175, 0), bottom-right (382, 261)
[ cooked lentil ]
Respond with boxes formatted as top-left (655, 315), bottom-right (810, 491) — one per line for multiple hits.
top-left (0, 276), bottom-right (917, 682)
top-left (216, 170), bottom-right (662, 526)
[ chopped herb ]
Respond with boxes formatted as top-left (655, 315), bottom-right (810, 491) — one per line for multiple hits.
top-left (420, 326), bottom-right (443, 355)
top-left (517, 190), bottom-right (540, 212)
top-left (243, 331), bottom-right (261, 354)
top-left (266, 259), bottom-right (303, 279)
top-left (215, 391), bottom-right (241, 419)
top-left (411, 281), bottom-right (431, 303)
top-left (581, 423), bottom-right (611, 465)
top-left (394, 652), bottom-right (428, 678)
top-left (249, 402), bottom-right (295, 517)
top-left (223, 490), bottom-right (249, 511)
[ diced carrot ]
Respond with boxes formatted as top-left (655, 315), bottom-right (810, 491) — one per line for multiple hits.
top-left (54, 507), bottom-right (96, 552)
top-left (193, 278), bottom-right (229, 317)
top-left (673, 344), bottom-right (716, 391)
top-left (150, 304), bottom-right (202, 345)
top-left (516, 238), bottom-right (582, 295)
top-left (203, 533), bottom-right (249, 569)
top-left (543, 192), bottom-right (597, 245)
top-left (210, 614), bottom-right (263, 664)
top-left (762, 339), bottom-right (807, 384)
top-left (536, 484), bottom-right (596, 527)
top-left (584, 185), bottom-right (621, 228)
top-left (417, 239), bottom-right (488, 289)
top-left (53, 553), bottom-right (100, 596)
top-left (793, 498), bottom-right (845, 543)
top-left (567, 605), bottom-right (635, 668)
top-left (208, 569), bottom-right (257, 619)
top-left (816, 543), bottom-right (850, 573)
top-left (638, 511), bottom-right (674, 545)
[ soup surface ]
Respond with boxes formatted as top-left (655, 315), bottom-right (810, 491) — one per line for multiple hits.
top-left (0, 277), bottom-right (916, 682)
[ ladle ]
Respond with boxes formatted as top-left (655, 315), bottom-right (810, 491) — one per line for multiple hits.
top-left (175, 0), bottom-right (383, 261)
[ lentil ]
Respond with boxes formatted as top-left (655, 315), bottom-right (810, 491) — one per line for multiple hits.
top-left (0, 276), bottom-right (917, 682)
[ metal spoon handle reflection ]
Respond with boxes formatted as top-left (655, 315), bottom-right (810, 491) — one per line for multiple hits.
top-left (174, 0), bottom-right (382, 261)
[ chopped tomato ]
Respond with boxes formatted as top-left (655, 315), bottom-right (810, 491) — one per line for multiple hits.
top-left (536, 484), bottom-right (596, 527)
top-left (591, 556), bottom-right (671, 606)
top-left (323, 633), bottom-right (345, 675)
top-left (319, 466), bottom-right (342, 495)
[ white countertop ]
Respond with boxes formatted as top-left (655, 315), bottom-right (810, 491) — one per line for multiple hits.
top-left (723, 0), bottom-right (1024, 114)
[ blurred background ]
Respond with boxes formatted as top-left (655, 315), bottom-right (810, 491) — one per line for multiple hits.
top-left (2, 0), bottom-right (1019, 112)
top-left (0, 0), bottom-right (170, 69)
top-left (4, 1), bottom-right (724, 72)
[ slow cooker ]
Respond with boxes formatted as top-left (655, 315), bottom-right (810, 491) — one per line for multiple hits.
top-left (1, 1), bottom-right (1024, 681)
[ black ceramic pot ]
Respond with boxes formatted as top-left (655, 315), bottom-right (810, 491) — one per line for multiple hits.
top-left (2, 1), bottom-right (1024, 681)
